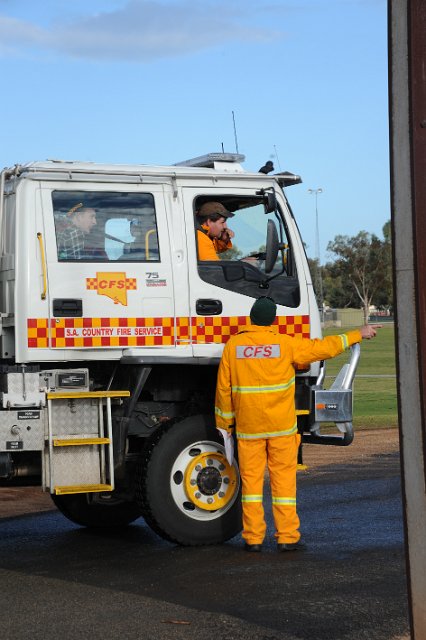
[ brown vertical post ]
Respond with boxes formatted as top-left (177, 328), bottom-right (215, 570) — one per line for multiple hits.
top-left (389, 1), bottom-right (426, 637)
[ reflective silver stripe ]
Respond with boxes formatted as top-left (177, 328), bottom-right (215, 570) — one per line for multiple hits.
top-left (236, 344), bottom-right (281, 359)
top-left (242, 494), bottom-right (263, 503)
top-left (272, 497), bottom-right (297, 505)
top-left (232, 376), bottom-right (295, 394)
top-left (214, 406), bottom-right (235, 419)
top-left (236, 424), bottom-right (298, 439)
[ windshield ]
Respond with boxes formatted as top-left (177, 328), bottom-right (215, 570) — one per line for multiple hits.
top-left (195, 195), bottom-right (300, 307)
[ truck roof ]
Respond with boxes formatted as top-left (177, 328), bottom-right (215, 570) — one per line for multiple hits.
top-left (1, 153), bottom-right (301, 187)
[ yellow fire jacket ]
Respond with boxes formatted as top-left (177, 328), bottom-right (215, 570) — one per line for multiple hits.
top-left (215, 325), bottom-right (362, 440)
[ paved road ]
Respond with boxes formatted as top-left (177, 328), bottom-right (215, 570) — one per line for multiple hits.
top-left (0, 446), bottom-right (409, 640)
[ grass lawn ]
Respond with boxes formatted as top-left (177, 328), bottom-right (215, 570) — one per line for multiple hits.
top-left (322, 324), bottom-right (398, 428)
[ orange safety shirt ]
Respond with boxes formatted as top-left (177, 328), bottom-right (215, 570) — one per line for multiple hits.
top-left (197, 225), bottom-right (233, 261)
top-left (215, 325), bottom-right (362, 440)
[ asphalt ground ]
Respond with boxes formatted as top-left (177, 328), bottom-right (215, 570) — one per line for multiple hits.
top-left (0, 429), bottom-right (410, 640)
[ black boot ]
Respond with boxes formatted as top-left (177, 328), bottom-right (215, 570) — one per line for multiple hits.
top-left (277, 541), bottom-right (307, 552)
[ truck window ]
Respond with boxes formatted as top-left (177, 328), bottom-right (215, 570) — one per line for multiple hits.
top-left (195, 196), bottom-right (300, 308)
top-left (2, 193), bottom-right (15, 257)
top-left (52, 191), bottom-right (160, 262)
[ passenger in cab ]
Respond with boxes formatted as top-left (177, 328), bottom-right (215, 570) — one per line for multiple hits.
top-left (57, 203), bottom-right (97, 260)
top-left (196, 201), bottom-right (235, 260)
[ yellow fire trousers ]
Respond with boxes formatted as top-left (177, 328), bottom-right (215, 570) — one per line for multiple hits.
top-left (237, 433), bottom-right (301, 545)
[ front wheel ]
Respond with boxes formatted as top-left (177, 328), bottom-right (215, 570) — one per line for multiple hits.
top-left (136, 415), bottom-right (242, 546)
top-left (52, 491), bottom-right (142, 528)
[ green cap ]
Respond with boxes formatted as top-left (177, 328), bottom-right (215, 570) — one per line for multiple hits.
top-left (250, 297), bottom-right (277, 326)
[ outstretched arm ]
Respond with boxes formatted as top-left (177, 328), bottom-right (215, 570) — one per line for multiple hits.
top-left (292, 324), bottom-right (382, 367)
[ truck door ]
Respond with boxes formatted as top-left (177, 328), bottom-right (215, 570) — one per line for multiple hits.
top-left (32, 183), bottom-right (177, 360)
top-left (183, 187), bottom-right (309, 358)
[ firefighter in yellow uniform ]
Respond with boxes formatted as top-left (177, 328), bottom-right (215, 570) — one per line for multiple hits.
top-left (215, 297), bottom-right (380, 552)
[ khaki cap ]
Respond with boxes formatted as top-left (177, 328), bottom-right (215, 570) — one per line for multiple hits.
top-left (198, 201), bottom-right (234, 219)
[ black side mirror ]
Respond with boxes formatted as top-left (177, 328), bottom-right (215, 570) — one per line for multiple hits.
top-left (256, 188), bottom-right (277, 214)
top-left (264, 191), bottom-right (277, 213)
top-left (265, 220), bottom-right (279, 273)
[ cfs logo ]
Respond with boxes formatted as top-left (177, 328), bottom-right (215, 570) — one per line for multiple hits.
top-left (236, 345), bottom-right (281, 359)
top-left (86, 272), bottom-right (137, 306)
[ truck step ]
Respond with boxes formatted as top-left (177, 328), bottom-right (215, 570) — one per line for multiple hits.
top-left (54, 483), bottom-right (113, 495)
top-left (53, 437), bottom-right (111, 447)
top-left (44, 391), bottom-right (128, 494)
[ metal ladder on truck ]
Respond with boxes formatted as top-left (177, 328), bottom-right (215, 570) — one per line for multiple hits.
top-left (44, 390), bottom-right (130, 495)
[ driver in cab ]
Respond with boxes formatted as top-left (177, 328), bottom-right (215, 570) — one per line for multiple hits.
top-left (196, 201), bottom-right (235, 260)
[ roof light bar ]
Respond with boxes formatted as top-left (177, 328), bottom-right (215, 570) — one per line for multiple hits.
top-left (174, 152), bottom-right (246, 168)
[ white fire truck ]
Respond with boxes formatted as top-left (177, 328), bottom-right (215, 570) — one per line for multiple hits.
top-left (0, 153), bottom-right (359, 544)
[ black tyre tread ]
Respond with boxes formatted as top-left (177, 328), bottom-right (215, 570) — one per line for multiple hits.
top-left (135, 416), bottom-right (242, 546)
top-left (135, 421), bottom-right (179, 543)
top-left (52, 492), bottom-right (142, 528)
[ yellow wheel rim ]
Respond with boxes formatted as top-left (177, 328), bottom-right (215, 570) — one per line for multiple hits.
top-left (184, 451), bottom-right (238, 511)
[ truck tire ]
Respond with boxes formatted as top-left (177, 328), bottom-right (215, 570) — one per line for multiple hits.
top-left (136, 415), bottom-right (242, 546)
top-left (51, 492), bottom-right (142, 528)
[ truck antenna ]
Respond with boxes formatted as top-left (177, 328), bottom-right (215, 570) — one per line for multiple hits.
top-left (273, 145), bottom-right (282, 171)
top-left (232, 111), bottom-right (239, 154)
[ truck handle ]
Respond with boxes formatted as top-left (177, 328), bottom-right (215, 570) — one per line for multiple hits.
top-left (145, 228), bottom-right (156, 259)
top-left (338, 342), bottom-right (361, 390)
top-left (313, 343), bottom-right (361, 391)
top-left (303, 343), bottom-right (361, 447)
top-left (37, 232), bottom-right (47, 301)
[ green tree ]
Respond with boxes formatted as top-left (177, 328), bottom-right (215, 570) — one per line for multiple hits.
top-left (326, 225), bottom-right (392, 323)
top-left (307, 257), bottom-right (326, 307)
top-left (220, 244), bottom-right (243, 261)
top-left (322, 262), bottom-right (359, 308)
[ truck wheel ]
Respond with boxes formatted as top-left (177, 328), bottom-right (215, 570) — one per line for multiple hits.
top-left (136, 415), bottom-right (242, 546)
top-left (51, 492), bottom-right (142, 528)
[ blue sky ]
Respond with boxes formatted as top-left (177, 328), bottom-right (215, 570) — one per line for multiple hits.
top-left (0, 0), bottom-right (389, 261)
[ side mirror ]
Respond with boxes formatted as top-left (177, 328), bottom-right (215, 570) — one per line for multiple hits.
top-left (264, 191), bottom-right (277, 214)
top-left (265, 220), bottom-right (279, 273)
top-left (256, 188), bottom-right (277, 213)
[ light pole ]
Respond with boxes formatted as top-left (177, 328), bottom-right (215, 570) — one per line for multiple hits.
top-left (307, 188), bottom-right (324, 322)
